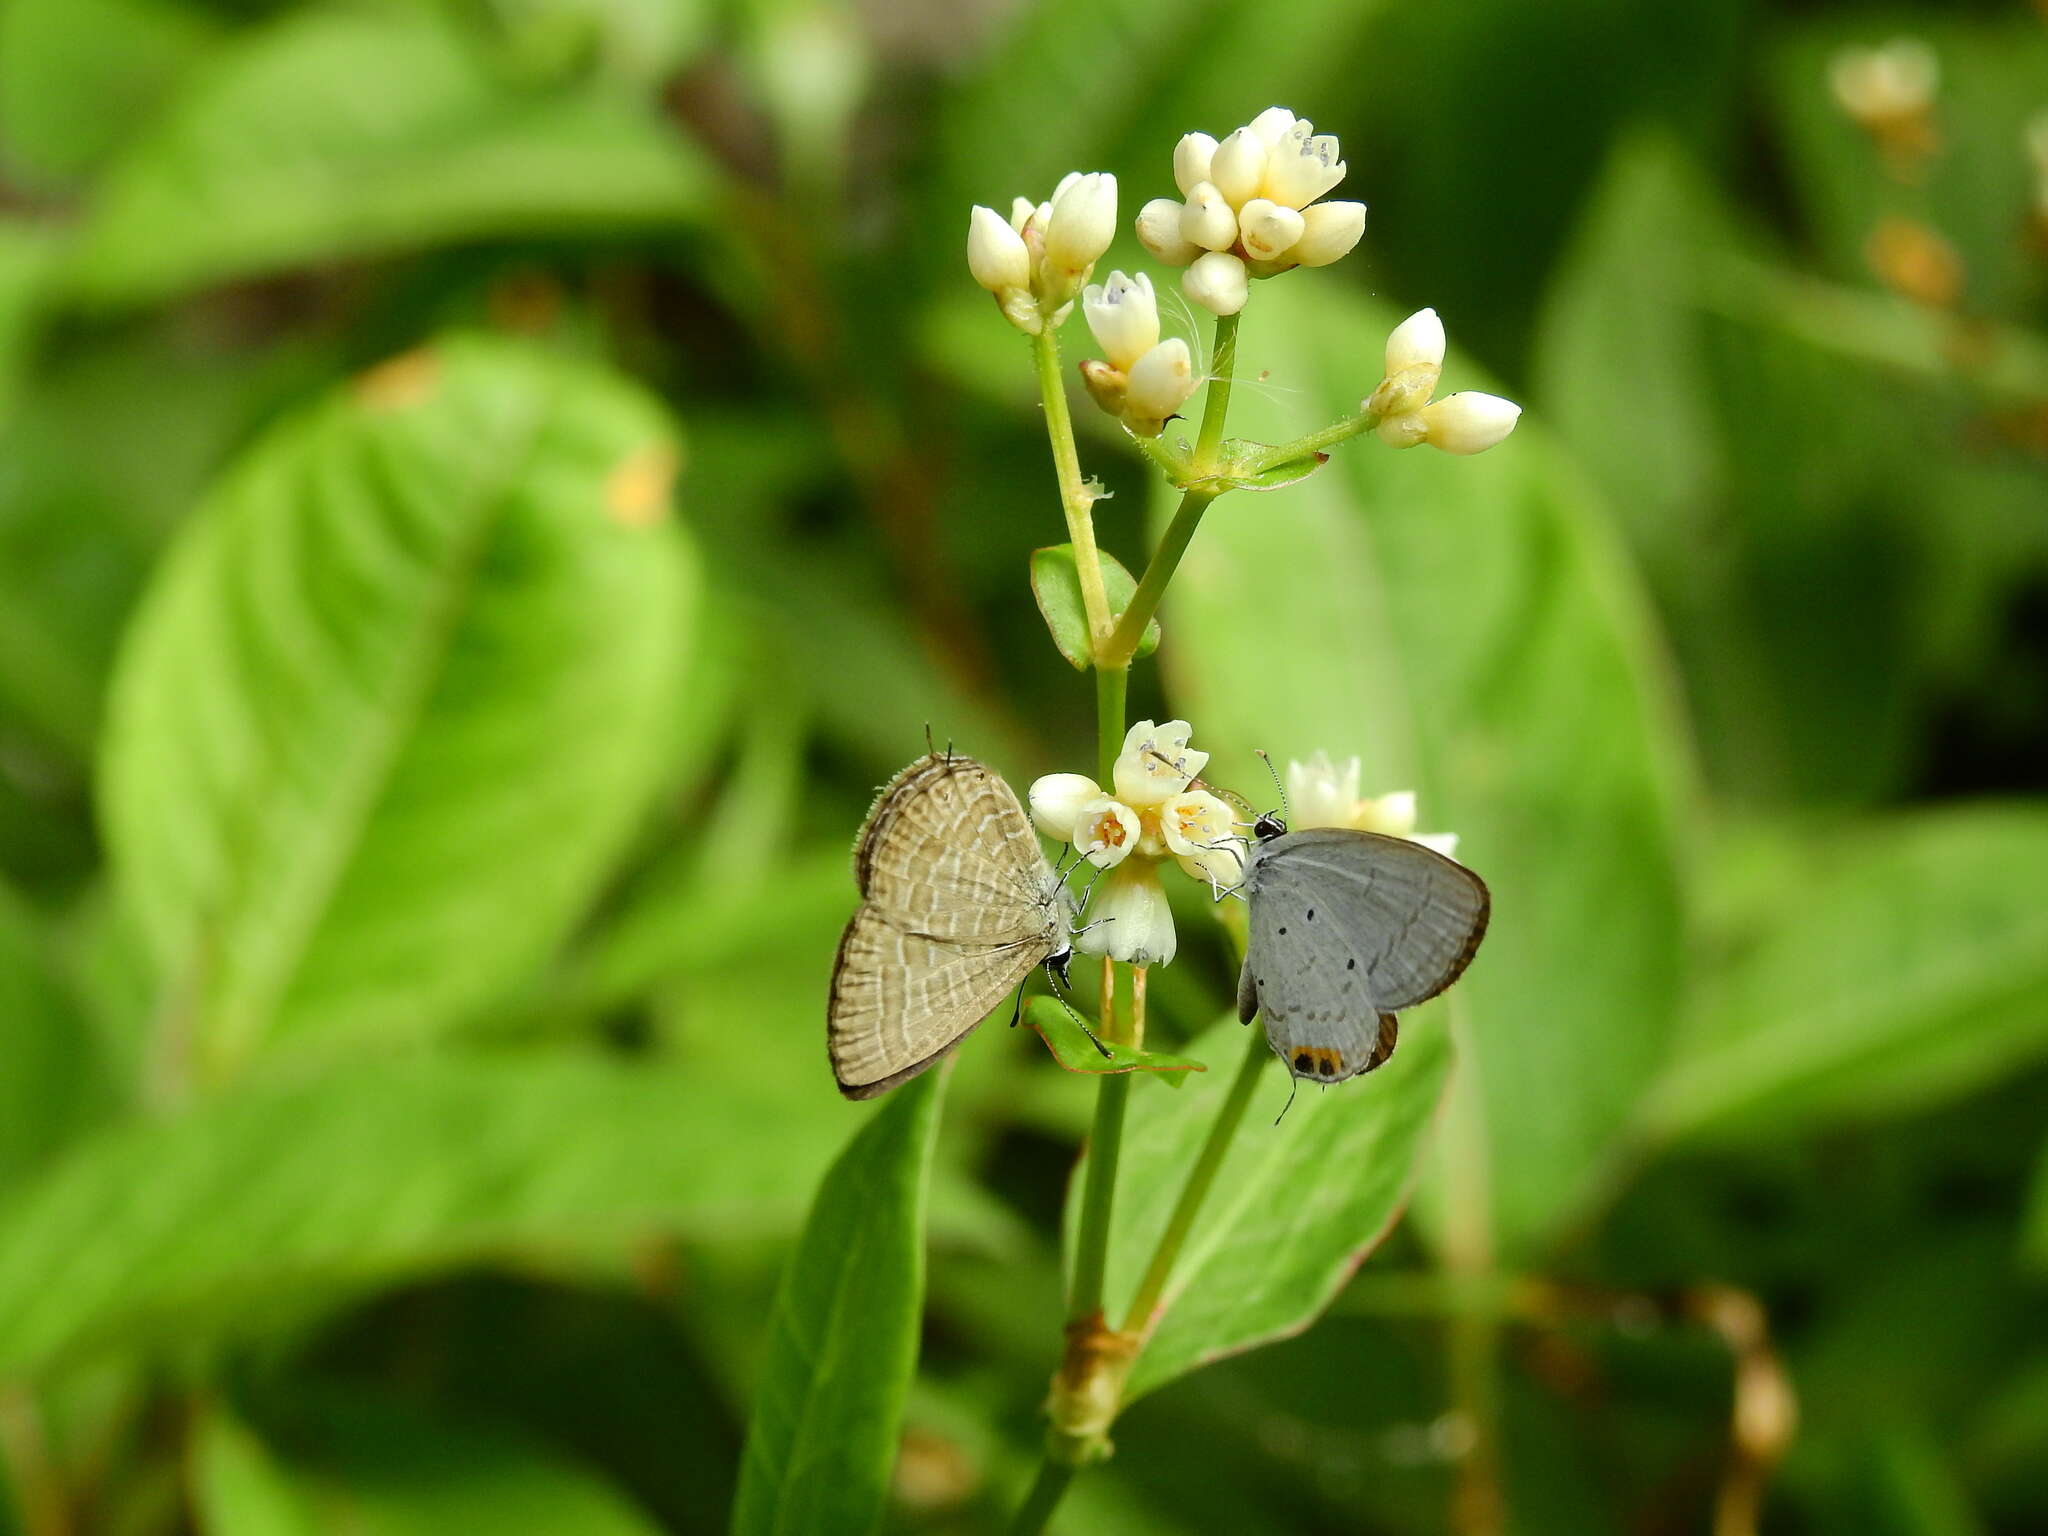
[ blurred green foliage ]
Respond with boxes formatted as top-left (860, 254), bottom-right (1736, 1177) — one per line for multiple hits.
top-left (0, 0), bottom-right (2043, 1532)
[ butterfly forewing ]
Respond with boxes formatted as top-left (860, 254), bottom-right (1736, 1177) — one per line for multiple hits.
top-left (855, 754), bottom-right (1055, 944)
top-left (829, 752), bottom-right (1069, 1099)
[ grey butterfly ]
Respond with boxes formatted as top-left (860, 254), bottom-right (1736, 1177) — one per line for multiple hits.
top-left (1236, 811), bottom-right (1490, 1084)
top-left (828, 751), bottom-right (1075, 1099)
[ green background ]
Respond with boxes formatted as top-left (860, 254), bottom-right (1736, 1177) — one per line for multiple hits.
top-left (1, 0), bottom-right (2044, 1531)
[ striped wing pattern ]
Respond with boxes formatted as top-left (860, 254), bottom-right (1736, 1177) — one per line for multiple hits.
top-left (829, 753), bottom-right (1063, 1098)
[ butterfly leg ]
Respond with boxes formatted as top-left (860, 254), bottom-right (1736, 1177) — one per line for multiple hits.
top-left (1044, 961), bottom-right (1113, 1059)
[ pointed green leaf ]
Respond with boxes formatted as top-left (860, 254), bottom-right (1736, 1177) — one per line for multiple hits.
top-left (733, 1071), bottom-right (946, 1536)
top-left (1642, 806), bottom-right (2048, 1145)
top-left (0, 1055), bottom-right (847, 1378)
top-left (1024, 996), bottom-right (1205, 1084)
top-left (71, 7), bottom-right (708, 305)
top-left (1070, 1014), bottom-right (1450, 1399)
top-left (1030, 544), bottom-right (1160, 670)
top-left (1213, 442), bottom-right (1328, 493)
top-left (1162, 280), bottom-right (1688, 1258)
top-left (101, 335), bottom-right (694, 1082)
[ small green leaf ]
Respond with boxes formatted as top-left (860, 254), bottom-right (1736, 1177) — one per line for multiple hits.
top-left (1073, 1014), bottom-right (1451, 1400)
top-left (102, 334), bottom-right (694, 1082)
top-left (1024, 996), bottom-right (1206, 1084)
top-left (70, 7), bottom-right (708, 305)
top-left (1213, 441), bottom-right (1329, 493)
top-left (1029, 544), bottom-right (1159, 670)
top-left (732, 1070), bottom-right (946, 1536)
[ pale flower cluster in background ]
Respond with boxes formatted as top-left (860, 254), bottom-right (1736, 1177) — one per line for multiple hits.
top-left (1286, 752), bottom-right (1459, 859)
top-left (1077, 271), bottom-right (1199, 437)
top-left (1366, 309), bottom-right (1521, 456)
top-left (1827, 36), bottom-right (1940, 179)
top-left (1135, 107), bottom-right (1368, 317)
top-left (967, 171), bottom-right (1118, 335)
top-left (1029, 720), bottom-right (1246, 968)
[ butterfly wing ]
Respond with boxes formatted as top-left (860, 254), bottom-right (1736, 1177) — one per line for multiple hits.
top-left (828, 905), bottom-right (1048, 1098)
top-left (854, 753), bottom-right (1058, 944)
top-left (1248, 828), bottom-right (1488, 1012)
top-left (1239, 828), bottom-right (1488, 1084)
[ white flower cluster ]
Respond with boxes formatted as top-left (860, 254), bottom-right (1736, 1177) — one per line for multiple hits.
top-left (967, 172), bottom-right (1118, 336)
top-left (1364, 309), bottom-right (1520, 456)
top-left (1135, 107), bottom-right (1367, 317)
top-left (1285, 752), bottom-right (1458, 857)
top-left (1828, 37), bottom-right (1939, 128)
top-left (1076, 272), bottom-right (1199, 438)
top-left (1029, 720), bottom-right (1244, 969)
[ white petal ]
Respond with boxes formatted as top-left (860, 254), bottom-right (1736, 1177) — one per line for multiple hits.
top-left (1358, 789), bottom-right (1417, 836)
top-left (1286, 752), bottom-right (1361, 830)
top-left (1160, 789), bottom-right (1239, 864)
top-left (1182, 251), bottom-right (1249, 316)
top-left (1077, 860), bottom-right (1178, 968)
top-left (1114, 719), bottom-right (1206, 807)
top-left (1173, 132), bottom-right (1218, 195)
top-left (1420, 392), bottom-right (1522, 455)
top-left (1288, 200), bottom-right (1366, 266)
top-left (1178, 182), bottom-right (1238, 251)
top-left (1248, 106), bottom-right (1299, 147)
top-left (1082, 270), bottom-right (1159, 373)
top-left (1029, 773), bottom-right (1103, 841)
top-left (1135, 197), bottom-right (1200, 265)
top-left (1412, 832), bottom-right (1460, 859)
top-left (1209, 127), bottom-right (1268, 207)
top-left (1261, 127), bottom-right (1346, 208)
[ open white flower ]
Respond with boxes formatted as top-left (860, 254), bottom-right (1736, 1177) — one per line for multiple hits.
top-left (966, 171), bottom-right (1118, 336)
top-left (1112, 719), bottom-right (1207, 808)
top-left (1367, 309), bottom-right (1520, 456)
top-left (1161, 789), bottom-right (1247, 890)
top-left (1135, 105), bottom-right (1366, 315)
top-left (1286, 752), bottom-right (1458, 858)
top-left (1076, 859), bottom-right (1177, 968)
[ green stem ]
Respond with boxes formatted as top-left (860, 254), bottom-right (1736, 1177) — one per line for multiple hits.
top-left (1098, 486), bottom-right (1216, 669)
top-left (1008, 1459), bottom-right (1075, 1536)
top-left (1092, 664), bottom-right (1126, 785)
top-left (1032, 327), bottom-right (1113, 649)
top-left (1120, 1024), bottom-right (1268, 1332)
top-left (1193, 311), bottom-right (1240, 472)
top-left (1241, 407), bottom-right (1382, 475)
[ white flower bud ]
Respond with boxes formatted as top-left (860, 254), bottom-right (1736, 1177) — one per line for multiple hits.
top-left (1384, 308), bottom-right (1446, 376)
top-left (967, 205), bottom-right (1031, 293)
top-left (1418, 392), bottom-right (1521, 455)
top-left (1262, 127), bottom-right (1347, 209)
top-left (1077, 860), bottom-right (1177, 968)
top-left (1209, 128), bottom-right (1268, 207)
top-left (1414, 831), bottom-right (1460, 859)
top-left (1287, 752), bottom-right (1363, 830)
top-left (1237, 197), bottom-right (1306, 262)
top-left (1044, 172), bottom-right (1118, 274)
top-left (1358, 789), bottom-right (1417, 836)
top-left (1173, 132), bottom-right (1219, 195)
top-left (1113, 719), bottom-right (1207, 808)
top-left (1136, 197), bottom-right (1200, 265)
top-left (1029, 772), bottom-right (1104, 841)
top-left (1052, 170), bottom-right (1084, 203)
top-left (1179, 182), bottom-right (1238, 251)
top-left (1073, 795), bottom-right (1142, 870)
top-left (1182, 250), bottom-right (1249, 316)
top-left (1288, 200), bottom-right (1366, 266)
top-left (1009, 196), bottom-right (1037, 232)
top-left (1829, 38), bottom-right (1938, 124)
top-left (1123, 338), bottom-right (1196, 430)
top-left (1248, 106), bottom-right (1299, 147)
top-left (1083, 270), bottom-right (1160, 372)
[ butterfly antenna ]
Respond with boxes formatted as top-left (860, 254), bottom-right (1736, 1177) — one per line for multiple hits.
top-left (1252, 749), bottom-right (1290, 819)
